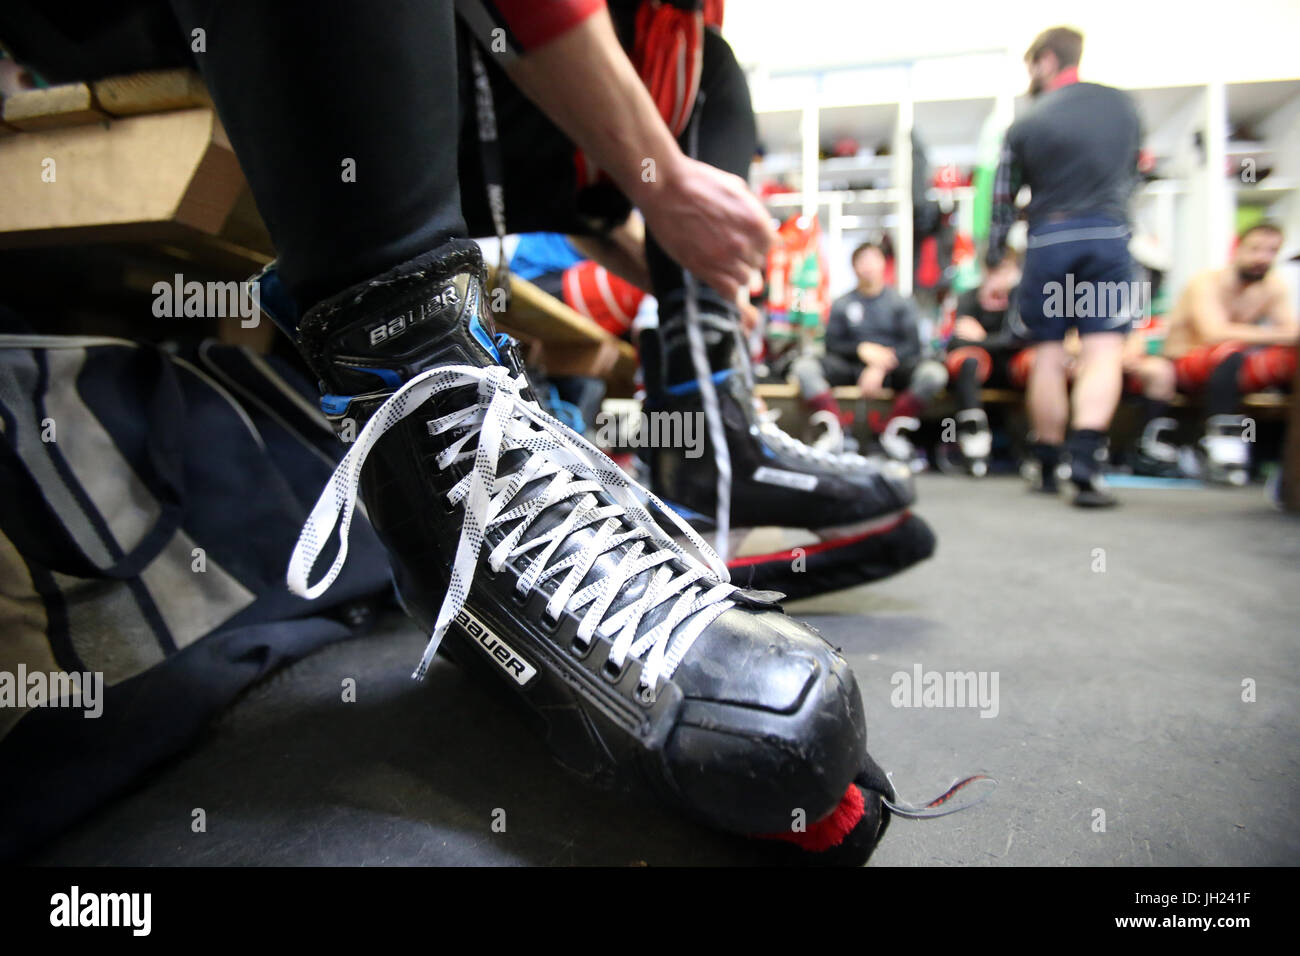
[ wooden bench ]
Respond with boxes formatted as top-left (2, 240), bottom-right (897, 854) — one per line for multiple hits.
top-left (0, 70), bottom-right (273, 347)
top-left (758, 379), bottom-right (1296, 505)
top-left (756, 380), bottom-right (1292, 473)
top-left (0, 71), bottom-right (265, 272)
top-left (753, 382), bottom-right (1290, 413)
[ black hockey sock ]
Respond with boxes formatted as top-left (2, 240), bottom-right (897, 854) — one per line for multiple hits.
top-left (1032, 441), bottom-right (1061, 468)
top-left (1205, 352), bottom-right (1245, 419)
top-left (657, 287), bottom-right (740, 387)
top-left (1067, 429), bottom-right (1106, 485)
top-left (955, 357), bottom-right (981, 410)
top-left (1139, 394), bottom-right (1170, 426)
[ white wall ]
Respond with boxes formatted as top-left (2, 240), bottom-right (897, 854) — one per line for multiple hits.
top-left (1257, 95), bottom-right (1300, 303)
top-left (726, 0), bottom-right (1300, 88)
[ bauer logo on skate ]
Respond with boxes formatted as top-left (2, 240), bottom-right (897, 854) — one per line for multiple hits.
top-left (455, 607), bottom-right (538, 686)
top-left (890, 664), bottom-right (999, 718)
top-left (365, 283), bottom-right (459, 346)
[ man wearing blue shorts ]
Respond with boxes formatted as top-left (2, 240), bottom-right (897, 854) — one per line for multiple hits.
top-left (988, 26), bottom-right (1143, 507)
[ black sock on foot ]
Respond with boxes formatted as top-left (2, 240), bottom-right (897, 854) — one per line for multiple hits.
top-left (955, 358), bottom-right (981, 410)
top-left (1139, 395), bottom-right (1170, 427)
top-left (1030, 441), bottom-right (1062, 491)
top-left (657, 288), bottom-right (740, 387)
top-left (1033, 441), bottom-right (1062, 470)
top-left (1205, 352), bottom-right (1245, 419)
top-left (1066, 429), bottom-right (1106, 486)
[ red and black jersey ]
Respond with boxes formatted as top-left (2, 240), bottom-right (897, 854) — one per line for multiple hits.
top-left (458, 1), bottom-right (722, 188)
top-left (457, 0), bottom-right (608, 59)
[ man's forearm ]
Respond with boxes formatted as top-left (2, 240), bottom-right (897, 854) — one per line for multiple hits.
top-left (503, 8), bottom-right (687, 214)
top-left (1246, 325), bottom-right (1299, 346)
top-left (855, 341), bottom-right (894, 365)
top-left (1200, 323), bottom-right (1298, 346)
top-left (493, 4), bottom-right (773, 298)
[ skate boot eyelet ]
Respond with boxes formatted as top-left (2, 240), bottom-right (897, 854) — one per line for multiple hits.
top-left (570, 635), bottom-right (592, 659)
top-left (602, 655), bottom-right (629, 683)
top-left (636, 683), bottom-right (657, 706)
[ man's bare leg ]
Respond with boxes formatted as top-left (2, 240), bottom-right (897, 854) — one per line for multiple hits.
top-left (1071, 332), bottom-right (1125, 431)
top-left (1028, 342), bottom-right (1070, 442)
top-left (1025, 342), bottom-right (1069, 492)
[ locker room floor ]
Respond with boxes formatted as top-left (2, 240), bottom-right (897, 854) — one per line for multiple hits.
top-left (31, 475), bottom-right (1300, 866)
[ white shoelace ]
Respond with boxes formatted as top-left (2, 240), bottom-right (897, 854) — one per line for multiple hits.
top-left (288, 364), bottom-right (737, 690)
top-left (757, 411), bottom-right (872, 471)
top-left (808, 410), bottom-right (844, 454)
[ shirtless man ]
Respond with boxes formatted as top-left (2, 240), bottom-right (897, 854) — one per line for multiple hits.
top-left (1163, 222), bottom-right (1298, 484)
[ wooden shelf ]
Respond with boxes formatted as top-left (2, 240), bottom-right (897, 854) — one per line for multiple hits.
top-left (0, 105), bottom-right (270, 272)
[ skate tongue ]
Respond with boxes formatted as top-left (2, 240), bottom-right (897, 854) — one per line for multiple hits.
top-left (296, 239), bottom-right (503, 395)
top-left (422, 366), bottom-right (737, 681)
top-left (451, 406), bottom-right (724, 645)
top-left (421, 371), bottom-right (715, 632)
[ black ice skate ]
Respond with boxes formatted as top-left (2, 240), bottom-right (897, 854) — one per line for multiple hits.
top-left (639, 305), bottom-right (935, 601)
top-left (283, 241), bottom-right (894, 861)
